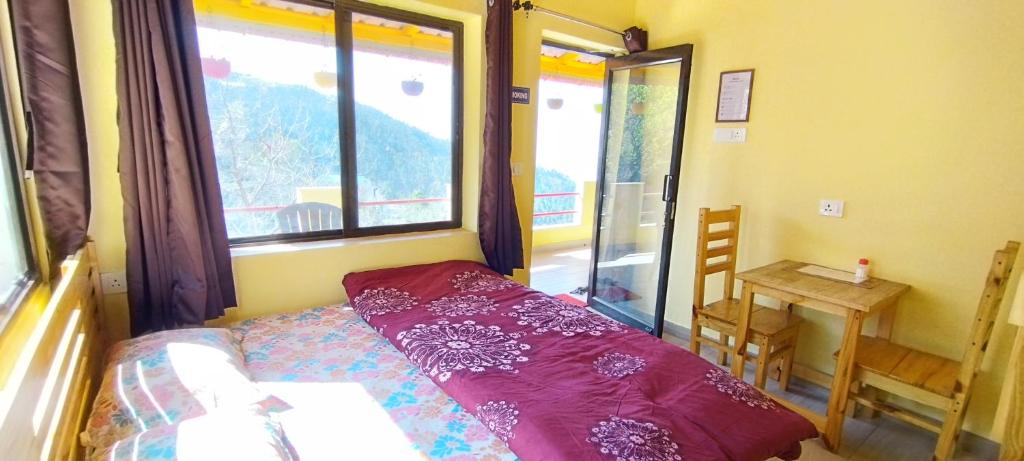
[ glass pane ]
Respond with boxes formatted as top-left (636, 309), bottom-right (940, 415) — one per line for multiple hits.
top-left (0, 122), bottom-right (28, 304)
top-left (195, 0), bottom-right (342, 239)
top-left (592, 62), bottom-right (681, 327)
top-left (350, 12), bottom-right (455, 227)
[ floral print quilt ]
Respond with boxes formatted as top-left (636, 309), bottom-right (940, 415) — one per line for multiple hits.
top-left (230, 305), bottom-right (517, 460)
top-left (342, 260), bottom-right (819, 461)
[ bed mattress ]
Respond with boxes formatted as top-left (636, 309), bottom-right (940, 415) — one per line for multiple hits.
top-left (230, 305), bottom-right (517, 460)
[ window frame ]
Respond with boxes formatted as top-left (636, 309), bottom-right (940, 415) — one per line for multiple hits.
top-left (221, 0), bottom-right (465, 246)
top-left (0, 54), bottom-right (39, 332)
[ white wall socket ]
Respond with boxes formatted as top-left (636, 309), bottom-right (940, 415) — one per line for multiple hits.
top-left (819, 199), bottom-right (844, 217)
top-left (100, 271), bottom-right (128, 294)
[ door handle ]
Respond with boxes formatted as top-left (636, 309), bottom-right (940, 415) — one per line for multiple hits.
top-left (661, 175), bottom-right (674, 202)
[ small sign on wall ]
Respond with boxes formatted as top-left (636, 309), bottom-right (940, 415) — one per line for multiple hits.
top-left (512, 86), bottom-right (531, 105)
top-left (716, 69), bottom-right (754, 122)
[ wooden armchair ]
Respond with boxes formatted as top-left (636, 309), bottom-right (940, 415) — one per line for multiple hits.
top-left (841, 241), bottom-right (1020, 460)
top-left (690, 205), bottom-right (803, 389)
top-left (276, 202), bottom-right (342, 233)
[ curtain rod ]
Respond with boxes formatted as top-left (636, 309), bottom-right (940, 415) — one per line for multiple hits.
top-left (511, 1), bottom-right (625, 37)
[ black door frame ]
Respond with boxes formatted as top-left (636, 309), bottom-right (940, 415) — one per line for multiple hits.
top-left (586, 44), bottom-right (694, 337)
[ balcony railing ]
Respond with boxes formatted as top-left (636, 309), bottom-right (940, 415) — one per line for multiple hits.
top-left (533, 191), bottom-right (581, 220)
top-left (224, 197), bottom-right (447, 215)
top-left (225, 192), bottom-right (583, 218)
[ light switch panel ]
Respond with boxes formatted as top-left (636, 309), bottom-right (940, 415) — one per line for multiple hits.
top-left (713, 127), bottom-right (747, 144)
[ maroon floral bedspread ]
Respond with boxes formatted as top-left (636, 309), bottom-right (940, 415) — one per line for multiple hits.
top-left (342, 260), bottom-right (817, 461)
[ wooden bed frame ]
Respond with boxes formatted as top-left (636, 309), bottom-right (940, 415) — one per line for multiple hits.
top-left (0, 243), bottom-right (106, 460)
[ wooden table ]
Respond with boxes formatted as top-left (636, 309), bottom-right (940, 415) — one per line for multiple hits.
top-left (731, 260), bottom-right (911, 452)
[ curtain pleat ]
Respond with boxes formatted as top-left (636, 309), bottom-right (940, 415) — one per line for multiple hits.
top-left (479, 0), bottom-right (524, 276)
top-left (112, 0), bottom-right (237, 335)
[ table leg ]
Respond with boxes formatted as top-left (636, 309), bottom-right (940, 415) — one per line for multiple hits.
top-left (824, 310), bottom-right (865, 452)
top-left (731, 282), bottom-right (754, 379)
top-left (875, 302), bottom-right (897, 340)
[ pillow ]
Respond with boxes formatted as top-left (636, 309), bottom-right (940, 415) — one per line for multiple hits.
top-left (90, 410), bottom-right (294, 461)
top-left (82, 328), bottom-right (278, 449)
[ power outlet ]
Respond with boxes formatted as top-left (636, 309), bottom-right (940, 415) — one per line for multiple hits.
top-left (819, 199), bottom-right (844, 217)
top-left (101, 271), bottom-right (128, 294)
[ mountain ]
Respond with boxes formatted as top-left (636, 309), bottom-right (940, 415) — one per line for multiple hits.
top-left (203, 74), bottom-right (453, 234)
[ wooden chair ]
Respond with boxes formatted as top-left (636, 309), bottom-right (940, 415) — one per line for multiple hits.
top-left (841, 241), bottom-right (1020, 461)
top-left (690, 205), bottom-right (803, 389)
top-left (276, 202), bottom-right (342, 233)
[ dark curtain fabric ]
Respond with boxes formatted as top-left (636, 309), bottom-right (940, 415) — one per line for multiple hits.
top-left (112, 0), bottom-right (236, 336)
top-left (479, 0), bottom-right (524, 276)
top-left (9, 0), bottom-right (90, 270)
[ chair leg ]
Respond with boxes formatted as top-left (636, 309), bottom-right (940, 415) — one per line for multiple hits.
top-left (690, 312), bottom-right (702, 356)
top-left (717, 333), bottom-right (731, 366)
top-left (934, 394), bottom-right (969, 461)
top-left (858, 384), bottom-right (879, 419)
top-left (754, 335), bottom-right (771, 389)
top-left (779, 343), bottom-right (796, 392)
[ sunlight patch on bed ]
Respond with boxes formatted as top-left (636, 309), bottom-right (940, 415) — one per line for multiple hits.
top-left (166, 342), bottom-right (252, 412)
top-left (257, 381), bottom-right (422, 460)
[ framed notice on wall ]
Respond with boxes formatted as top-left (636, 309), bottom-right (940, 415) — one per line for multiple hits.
top-left (716, 69), bottom-right (754, 122)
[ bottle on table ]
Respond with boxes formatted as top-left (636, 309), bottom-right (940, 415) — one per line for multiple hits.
top-left (854, 258), bottom-right (870, 283)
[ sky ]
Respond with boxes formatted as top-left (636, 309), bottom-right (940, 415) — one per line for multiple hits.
top-left (535, 79), bottom-right (604, 185)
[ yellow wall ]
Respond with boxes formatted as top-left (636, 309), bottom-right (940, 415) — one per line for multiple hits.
top-left (634, 0), bottom-right (1024, 440)
top-left (69, 0), bottom-right (129, 341)
top-left (214, 230), bottom-right (482, 324)
top-left (532, 181), bottom-right (596, 249)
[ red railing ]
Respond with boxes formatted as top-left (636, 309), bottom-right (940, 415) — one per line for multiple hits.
top-left (534, 192), bottom-right (579, 198)
top-left (533, 191), bottom-right (580, 218)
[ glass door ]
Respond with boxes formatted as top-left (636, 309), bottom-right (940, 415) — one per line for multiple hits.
top-left (587, 45), bottom-right (693, 337)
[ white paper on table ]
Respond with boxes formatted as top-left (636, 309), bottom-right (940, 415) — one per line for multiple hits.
top-left (797, 264), bottom-right (861, 284)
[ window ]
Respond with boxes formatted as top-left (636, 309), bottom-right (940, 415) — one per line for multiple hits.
top-left (194, 0), bottom-right (462, 244)
top-left (0, 69), bottom-right (34, 319)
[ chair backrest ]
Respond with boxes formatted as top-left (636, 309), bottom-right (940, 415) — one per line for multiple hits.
top-left (276, 202), bottom-right (342, 233)
top-left (693, 205), bottom-right (742, 309)
top-left (958, 241), bottom-right (1021, 390)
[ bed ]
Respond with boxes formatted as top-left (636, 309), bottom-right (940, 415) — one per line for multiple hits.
top-left (82, 259), bottom-right (815, 460)
top-left (342, 260), bottom-right (819, 461)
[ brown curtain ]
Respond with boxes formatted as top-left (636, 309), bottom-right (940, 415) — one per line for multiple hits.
top-left (112, 0), bottom-right (236, 336)
top-left (479, 0), bottom-right (524, 276)
top-left (9, 0), bottom-right (90, 269)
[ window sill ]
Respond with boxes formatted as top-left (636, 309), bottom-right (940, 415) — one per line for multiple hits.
top-left (230, 228), bottom-right (478, 259)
